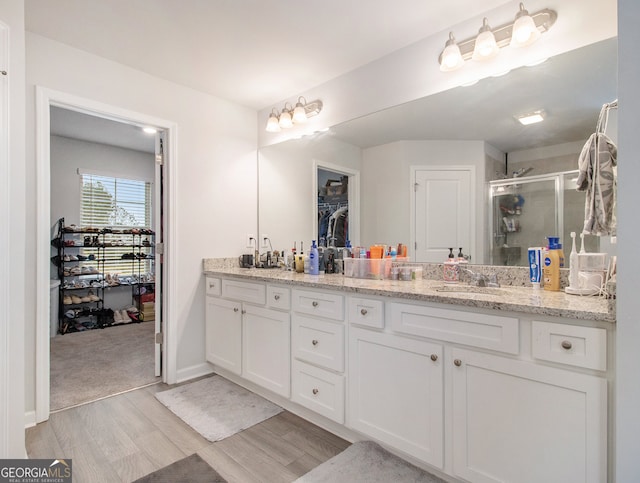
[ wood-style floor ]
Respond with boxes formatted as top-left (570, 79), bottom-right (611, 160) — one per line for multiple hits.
top-left (26, 380), bottom-right (350, 483)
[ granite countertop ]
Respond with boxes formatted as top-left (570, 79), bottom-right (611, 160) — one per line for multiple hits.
top-left (203, 260), bottom-right (615, 323)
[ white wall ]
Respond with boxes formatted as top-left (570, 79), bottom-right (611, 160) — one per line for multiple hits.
top-left (615, 0), bottom-right (640, 479)
top-left (259, 134), bottom-right (361, 251)
top-left (362, 140), bottom-right (486, 262)
top-left (50, 135), bottom-right (155, 230)
top-left (258, 0), bottom-right (618, 148)
top-left (0, 0), bottom-right (26, 459)
top-left (25, 32), bottom-right (258, 413)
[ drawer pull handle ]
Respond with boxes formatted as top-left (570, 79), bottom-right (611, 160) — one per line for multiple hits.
top-left (360, 308), bottom-right (368, 316)
top-left (274, 294), bottom-right (280, 300)
top-left (312, 388), bottom-right (319, 395)
top-left (312, 339), bottom-right (319, 346)
top-left (209, 283), bottom-right (215, 289)
top-left (312, 301), bottom-right (319, 307)
top-left (430, 354), bottom-right (438, 362)
top-left (233, 307), bottom-right (239, 313)
top-left (454, 359), bottom-right (462, 367)
top-left (561, 340), bottom-right (572, 350)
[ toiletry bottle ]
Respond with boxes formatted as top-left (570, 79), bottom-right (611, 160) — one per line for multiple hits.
top-left (528, 247), bottom-right (543, 288)
top-left (292, 242), bottom-right (297, 271)
top-left (296, 242), bottom-right (305, 273)
top-left (457, 247), bottom-right (468, 265)
top-left (568, 232), bottom-right (579, 290)
top-left (309, 240), bottom-right (319, 275)
top-left (443, 248), bottom-right (459, 283)
top-left (543, 236), bottom-right (562, 291)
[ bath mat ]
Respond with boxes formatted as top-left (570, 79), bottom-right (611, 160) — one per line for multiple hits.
top-left (294, 440), bottom-right (447, 483)
top-left (155, 375), bottom-right (282, 442)
top-left (134, 453), bottom-right (226, 482)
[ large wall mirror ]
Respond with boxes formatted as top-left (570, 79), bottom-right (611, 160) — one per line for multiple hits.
top-left (258, 37), bottom-right (617, 265)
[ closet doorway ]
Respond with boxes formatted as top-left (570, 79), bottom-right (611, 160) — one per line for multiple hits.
top-left (35, 88), bottom-right (178, 423)
top-left (313, 160), bottom-right (360, 248)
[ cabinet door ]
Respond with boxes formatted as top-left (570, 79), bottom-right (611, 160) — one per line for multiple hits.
top-left (242, 305), bottom-right (290, 397)
top-left (348, 327), bottom-right (444, 468)
top-left (205, 297), bottom-right (242, 375)
top-left (451, 348), bottom-right (607, 483)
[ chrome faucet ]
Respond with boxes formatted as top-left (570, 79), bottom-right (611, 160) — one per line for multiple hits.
top-left (462, 268), bottom-right (500, 288)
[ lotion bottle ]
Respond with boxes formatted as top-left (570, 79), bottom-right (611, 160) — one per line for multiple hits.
top-left (309, 240), bottom-right (319, 275)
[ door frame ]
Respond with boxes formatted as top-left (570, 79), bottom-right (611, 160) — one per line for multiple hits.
top-left (410, 165), bottom-right (477, 263)
top-left (35, 87), bottom-right (178, 423)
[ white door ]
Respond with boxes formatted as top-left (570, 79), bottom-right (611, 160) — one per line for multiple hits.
top-left (242, 305), bottom-right (290, 397)
top-left (413, 167), bottom-right (473, 262)
top-left (451, 348), bottom-right (607, 483)
top-left (348, 327), bottom-right (444, 468)
top-left (205, 297), bottom-right (242, 374)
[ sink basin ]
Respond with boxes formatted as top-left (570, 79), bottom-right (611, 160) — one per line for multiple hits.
top-left (434, 284), bottom-right (506, 296)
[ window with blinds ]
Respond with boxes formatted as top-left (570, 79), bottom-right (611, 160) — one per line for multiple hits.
top-left (80, 173), bottom-right (153, 277)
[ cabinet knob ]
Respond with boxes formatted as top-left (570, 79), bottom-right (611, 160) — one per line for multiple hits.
top-left (312, 339), bottom-right (319, 346)
top-left (274, 294), bottom-right (280, 300)
top-left (233, 307), bottom-right (239, 313)
top-left (453, 359), bottom-right (462, 367)
top-left (209, 283), bottom-right (215, 289)
top-left (312, 388), bottom-right (319, 395)
top-left (241, 309), bottom-right (246, 315)
top-left (312, 301), bottom-right (319, 307)
top-left (430, 354), bottom-right (438, 362)
top-left (561, 340), bottom-right (572, 350)
top-left (360, 308), bottom-right (368, 316)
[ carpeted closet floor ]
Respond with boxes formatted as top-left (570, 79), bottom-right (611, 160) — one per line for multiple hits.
top-left (50, 321), bottom-right (160, 411)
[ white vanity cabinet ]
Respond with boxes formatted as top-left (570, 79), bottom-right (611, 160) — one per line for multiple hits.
top-left (451, 347), bottom-right (607, 483)
top-left (205, 277), bottom-right (291, 397)
top-left (348, 326), bottom-right (444, 469)
top-left (291, 288), bottom-right (346, 423)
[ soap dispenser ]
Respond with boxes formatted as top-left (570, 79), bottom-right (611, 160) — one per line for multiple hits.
top-left (443, 248), bottom-right (459, 284)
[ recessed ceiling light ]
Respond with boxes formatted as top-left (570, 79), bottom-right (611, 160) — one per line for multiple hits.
top-left (515, 110), bottom-right (545, 125)
top-left (142, 127), bottom-right (157, 134)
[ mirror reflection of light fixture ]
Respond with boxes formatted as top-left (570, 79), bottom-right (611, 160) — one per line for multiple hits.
top-left (472, 18), bottom-right (499, 61)
top-left (438, 5), bottom-right (556, 71)
top-left (265, 98), bottom-right (323, 132)
top-left (515, 109), bottom-right (546, 125)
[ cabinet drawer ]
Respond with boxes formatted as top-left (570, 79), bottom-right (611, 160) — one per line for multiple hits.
top-left (292, 314), bottom-right (344, 372)
top-left (292, 359), bottom-right (345, 424)
top-left (292, 289), bottom-right (344, 321)
top-left (348, 297), bottom-right (384, 329)
top-left (222, 279), bottom-right (266, 305)
top-left (532, 321), bottom-right (607, 371)
top-left (205, 277), bottom-right (221, 296)
top-left (267, 285), bottom-right (291, 310)
top-left (388, 302), bottom-right (519, 354)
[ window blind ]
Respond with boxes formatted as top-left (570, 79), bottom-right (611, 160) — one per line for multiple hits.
top-left (80, 173), bottom-right (153, 276)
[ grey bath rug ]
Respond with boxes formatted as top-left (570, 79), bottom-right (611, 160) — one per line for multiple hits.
top-left (155, 375), bottom-right (282, 442)
top-left (134, 453), bottom-right (226, 482)
top-left (295, 441), bottom-right (447, 482)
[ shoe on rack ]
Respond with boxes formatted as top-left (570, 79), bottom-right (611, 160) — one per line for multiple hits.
top-left (71, 295), bottom-right (83, 304)
top-left (120, 310), bottom-right (132, 323)
top-left (63, 295), bottom-right (72, 305)
top-left (69, 255), bottom-right (78, 261)
top-left (87, 290), bottom-right (100, 302)
top-left (63, 254), bottom-right (71, 262)
top-left (81, 294), bottom-right (92, 303)
top-left (77, 254), bottom-right (87, 261)
top-left (113, 310), bottom-right (123, 323)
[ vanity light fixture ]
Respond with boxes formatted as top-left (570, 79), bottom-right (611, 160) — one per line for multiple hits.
top-left (265, 97), bottom-right (323, 132)
top-left (438, 4), bottom-right (556, 72)
top-left (516, 109), bottom-right (546, 125)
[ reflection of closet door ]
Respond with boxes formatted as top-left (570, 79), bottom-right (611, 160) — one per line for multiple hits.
top-left (413, 167), bottom-right (473, 262)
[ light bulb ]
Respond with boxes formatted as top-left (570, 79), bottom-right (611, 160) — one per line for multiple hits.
top-left (279, 109), bottom-right (293, 129)
top-left (472, 18), bottom-right (498, 61)
top-left (265, 112), bottom-right (281, 132)
top-left (292, 102), bottom-right (307, 123)
top-left (511, 4), bottom-right (541, 48)
top-left (439, 32), bottom-right (464, 72)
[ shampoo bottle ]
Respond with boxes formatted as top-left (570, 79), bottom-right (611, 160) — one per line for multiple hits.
top-left (309, 240), bottom-right (319, 275)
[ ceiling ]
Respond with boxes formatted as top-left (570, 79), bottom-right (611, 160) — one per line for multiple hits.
top-left (25, 0), bottom-right (510, 110)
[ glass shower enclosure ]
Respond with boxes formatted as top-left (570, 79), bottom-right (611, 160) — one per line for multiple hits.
top-left (488, 170), bottom-right (598, 266)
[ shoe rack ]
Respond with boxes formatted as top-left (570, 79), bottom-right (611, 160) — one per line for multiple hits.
top-left (52, 217), bottom-right (155, 334)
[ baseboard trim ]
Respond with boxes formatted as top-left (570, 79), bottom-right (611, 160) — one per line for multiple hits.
top-left (176, 362), bottom-right (215, 383)
top-left (24, 411), bottom-right (36, 429)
